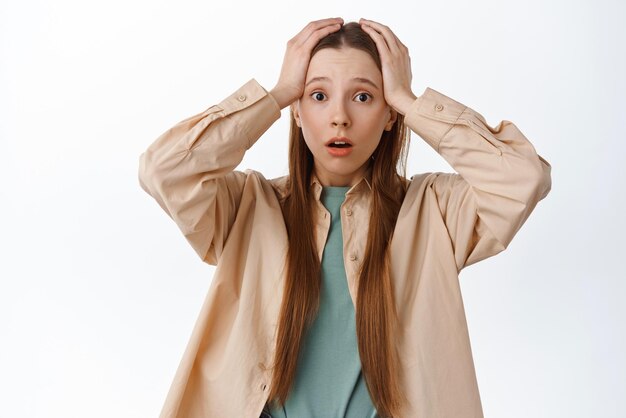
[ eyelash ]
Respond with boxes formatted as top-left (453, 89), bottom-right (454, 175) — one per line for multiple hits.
top-left (310, 91), bottom-right (373, 103)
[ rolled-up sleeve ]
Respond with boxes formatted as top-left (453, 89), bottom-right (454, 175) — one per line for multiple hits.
top-left (138, 78), bottom-right (282, 265)
top-left (405, 87), bottom-right (552, 271)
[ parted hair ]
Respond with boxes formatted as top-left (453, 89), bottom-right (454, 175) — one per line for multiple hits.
top-left (267, 21), bottom-right (412, 418)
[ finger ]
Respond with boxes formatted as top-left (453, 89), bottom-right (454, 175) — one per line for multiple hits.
top-left (302, 22), bottom-right (343, 49)
top-left (360, 23), bottom-right (391, 59)
top-left (360, 18), bottom-right (403, 53)
top-left (296, 18), bottom-right (343, 47)
top-left (290, 19), bottom-right (341, 45)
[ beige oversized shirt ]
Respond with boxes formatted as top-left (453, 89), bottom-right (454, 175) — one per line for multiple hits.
top-left (138, 78), bottom-right (552, 418)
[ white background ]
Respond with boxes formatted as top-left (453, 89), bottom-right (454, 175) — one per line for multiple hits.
top-left (1, 0), bottom-right (624, 416)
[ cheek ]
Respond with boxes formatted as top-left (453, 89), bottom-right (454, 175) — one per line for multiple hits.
top-left (362, 115), bottom-right (387, 141)
top-left (299, 119), bottom-right (324, 147)
top-left (300, 128), bottom-right (321, 155)
top-left (299, 111), bottom-right (316, 130)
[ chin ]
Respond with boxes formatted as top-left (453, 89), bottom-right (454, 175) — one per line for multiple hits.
top-left (317, 161), bottom-right (368, 176)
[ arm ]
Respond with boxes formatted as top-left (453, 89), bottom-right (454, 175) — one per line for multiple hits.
top-left (404, 87), bottom-right (552, 272)
top-left (137, 79), bottom-right (281, 265)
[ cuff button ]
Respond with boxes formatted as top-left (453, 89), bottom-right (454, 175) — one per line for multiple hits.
top-left (237, 94), bottom-right (247, 102)
top-left (435, 104), bottom-right (444, 111)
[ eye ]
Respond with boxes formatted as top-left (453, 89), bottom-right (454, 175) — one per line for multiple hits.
top-left (311, 91), bottom-right (326, 101)
top-left (355, 92), bottom-right (372, 103)
top-left (310, 91), bottom-right (373, 103)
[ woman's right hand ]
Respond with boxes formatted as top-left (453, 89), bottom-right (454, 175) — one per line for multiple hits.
top-left (270, 17), bottom-right (344, 109)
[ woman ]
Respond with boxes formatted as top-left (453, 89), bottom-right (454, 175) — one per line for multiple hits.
top-left (138, 17), bottom-right (551, 418)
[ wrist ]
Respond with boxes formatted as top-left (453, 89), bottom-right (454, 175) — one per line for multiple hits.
top-left (392, 91), bottom-right (418, 116)
top-left (269, 87), bottom-right (297, 110)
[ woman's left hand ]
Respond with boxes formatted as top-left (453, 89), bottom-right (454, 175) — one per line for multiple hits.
top-left (359, 18), bottom-right (418, 115)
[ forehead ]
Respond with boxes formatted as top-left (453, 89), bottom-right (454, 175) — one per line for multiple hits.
top-left (306, 47), bottom-right (380, 81)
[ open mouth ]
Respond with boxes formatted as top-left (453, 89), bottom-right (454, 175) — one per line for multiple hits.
top-left (325, 139), bottom-right (354, 157)
top-left (327, 141), bottom-right (352, 148)
top-left (326, 138), bottom-right (352, 148)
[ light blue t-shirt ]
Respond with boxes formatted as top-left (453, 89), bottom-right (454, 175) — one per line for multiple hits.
top-left (268, 186), bottom-right (379, 418)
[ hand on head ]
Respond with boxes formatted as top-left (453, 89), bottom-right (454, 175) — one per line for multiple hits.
top-left (270, 17), bottom-right (344, 109)
top-left (358, 18), bottom-right (417, 114)
top-left (270, 17), bottom-right (416, 114)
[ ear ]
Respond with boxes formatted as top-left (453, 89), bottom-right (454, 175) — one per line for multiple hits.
top-left (290, 102), bottom-right (302, 128)
top-left (384, 108), bottom-right (398, 131)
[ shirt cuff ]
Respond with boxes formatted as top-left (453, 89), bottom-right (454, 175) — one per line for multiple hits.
top-left (403, 87), bottom-right (468, 153)
top-left (214, 78), bottom-right (282, 150)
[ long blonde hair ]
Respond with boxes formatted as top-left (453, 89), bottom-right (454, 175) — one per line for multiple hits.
top-left (267, 22), bottom-right (412, 418)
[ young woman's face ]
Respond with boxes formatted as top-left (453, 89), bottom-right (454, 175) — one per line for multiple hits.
top-left (291, 47), bottom-right (397, 187)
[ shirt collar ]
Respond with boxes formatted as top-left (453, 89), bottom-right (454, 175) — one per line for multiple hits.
top-left (309, 163), bottom-right (373, 201)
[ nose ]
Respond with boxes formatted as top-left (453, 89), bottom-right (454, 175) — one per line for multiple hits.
top-left (331, 101), bottom-right (351, 128)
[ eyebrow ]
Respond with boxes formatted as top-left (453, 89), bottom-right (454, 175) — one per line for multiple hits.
top-left (304, 76), bottom-right (380, 90)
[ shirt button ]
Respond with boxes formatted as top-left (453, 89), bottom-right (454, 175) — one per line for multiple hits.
top-left (345, 209), bottom-right (352, 216)
top-left (237, 94), bottom-right (247, 102)
top-left (435, 104), bottom-right (444, 111)
top-left (349, 254), bottom-right (357, 261)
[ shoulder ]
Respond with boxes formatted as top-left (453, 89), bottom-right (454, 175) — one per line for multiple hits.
top-left (239, 169), bottom-right (289, 202)
top-left (268, 173), bottom-right (290, 201)
top-left (404, 171), bottom-right (466, 201)
top-left (407, 171), bottom-right (463, 187)
top-left (406, 171), bottom-right (440, 191)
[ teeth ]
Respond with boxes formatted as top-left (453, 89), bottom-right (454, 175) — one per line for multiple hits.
top-left (334, 141), bottom-right (346, 145)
